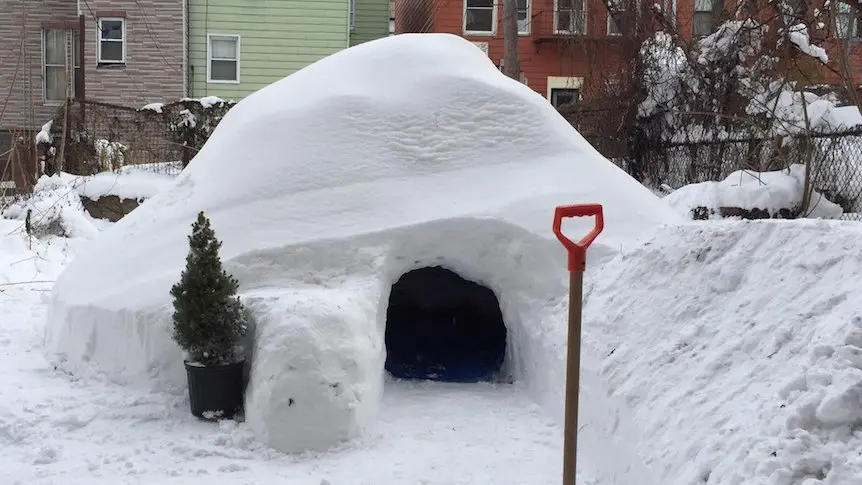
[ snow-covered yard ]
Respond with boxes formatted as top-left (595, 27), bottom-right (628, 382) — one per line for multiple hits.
top-left (2, 285), bottom-right (566, 485)
top-left (5, 31), bottom-right (862, 485)
top-left (1, 218), bottom-right (572, 484)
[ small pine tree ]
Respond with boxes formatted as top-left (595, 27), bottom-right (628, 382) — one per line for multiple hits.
top-left (170, 211), bottom-right (247, 366)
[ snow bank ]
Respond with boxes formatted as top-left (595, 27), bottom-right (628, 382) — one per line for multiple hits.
top-left (584, 220), bottom-right (862, 485)
top-left (664, 164), bottom-right (844, 219)
top-left (45, 33), bottom-right (680, 457)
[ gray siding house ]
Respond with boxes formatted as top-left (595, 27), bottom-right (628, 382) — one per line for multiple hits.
top-left (0, 0), bottom-right (185, 138)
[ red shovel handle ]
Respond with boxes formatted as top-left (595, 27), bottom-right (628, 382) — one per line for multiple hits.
top-left (553, 204), bottom-right (604, 272)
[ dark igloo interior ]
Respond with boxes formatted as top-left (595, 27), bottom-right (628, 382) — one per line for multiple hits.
top-left (384, 266), bottom-right (507, 383)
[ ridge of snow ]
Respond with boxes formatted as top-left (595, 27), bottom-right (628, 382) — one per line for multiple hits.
top-left (585, 219), bottom-right (862, 484)
top-left (664, 164), bottom-right (844, 219)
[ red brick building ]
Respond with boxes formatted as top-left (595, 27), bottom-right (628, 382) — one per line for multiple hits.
top-left (395, 0), bottom-right (640, 108)
top-left (394, 0), bottom-right (862, 108)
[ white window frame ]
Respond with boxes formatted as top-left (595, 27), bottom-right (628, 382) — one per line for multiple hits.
top-left (554, 0), bottom-right (587, 35)
top-left (97, 17), bottom-right (126, 64)
top-left (463, 0), bottom-right (497, 36)
top-left (518, 0), bottom-right (531, 35)
top-left (206, 33), bottom-right (241, 84)
top-left (349, 0), bottom-right (356, 32)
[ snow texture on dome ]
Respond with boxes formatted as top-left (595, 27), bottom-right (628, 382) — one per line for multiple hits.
top-left (44, 33), bottom-right (681, 456)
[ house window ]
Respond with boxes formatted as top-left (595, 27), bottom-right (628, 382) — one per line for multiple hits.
top-left (555, 0), bottom-right (586, 34)
top-left (207, 34), bottom-right (240, 83)
top-left (693, 0), bottom-right (715, 38)
top-left (607, 8), bottom-right (623, 35)
top-left (350, 0), bottom-right (356, 31)
top-left (72, 30), bottom-right (81, 97)
top-left (43, 29), bottom-right (80, 103)
top-left (98, 18), bottom-right (125, 64)
top-left (464, 0), bottom-right (495, 34)
top-left (836, 2), bottom-right (862, 39)
top-left (518, 0), bottom-right (531, 35)
top-left (550, 88), bottom-right (579, 109)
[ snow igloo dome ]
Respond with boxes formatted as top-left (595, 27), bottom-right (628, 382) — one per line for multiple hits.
top-left (44, 33), bottom-right (681, 453)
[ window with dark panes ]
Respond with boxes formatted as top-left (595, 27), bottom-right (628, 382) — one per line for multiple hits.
top-left (693, 0), bottom-right (715, 38)
top-left (464, 0), bottom-right (495, 33)
top-left (556, 0), bottom-right (586, 34)
top-left (98, 18), bottom-right (125, 63)
top-left (551, 88), bottom-right (579, 109)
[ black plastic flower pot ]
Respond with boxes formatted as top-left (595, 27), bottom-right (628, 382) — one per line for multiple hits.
top-left (184, 360), bottom-right (245, 420)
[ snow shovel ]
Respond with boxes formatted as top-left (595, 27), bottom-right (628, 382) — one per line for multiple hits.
top-left (552, 203), bottom-right (604, 485)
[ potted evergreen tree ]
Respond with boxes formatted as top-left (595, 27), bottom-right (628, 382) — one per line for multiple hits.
top-left (170, 211), bottom-right (248, 420)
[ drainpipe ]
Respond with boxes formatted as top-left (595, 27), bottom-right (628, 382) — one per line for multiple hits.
top-left (183, 0), bottom-right (189, 97)
top-left (79, 14), bottom-right (86, 123)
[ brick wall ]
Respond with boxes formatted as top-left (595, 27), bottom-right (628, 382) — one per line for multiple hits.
top-left (83, 0), bottom-right (185, 107)
top-left (0, 0), bottom-right (78, 131)
top-left (397, 0), bottom-right (636, 100)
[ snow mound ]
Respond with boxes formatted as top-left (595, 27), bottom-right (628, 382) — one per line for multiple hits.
top-left (585, 219), bottom-right (862, 485)
top-left (665, 164), bottom-right (843, 219)
top-left (45, 33), bottom-right (680, 455)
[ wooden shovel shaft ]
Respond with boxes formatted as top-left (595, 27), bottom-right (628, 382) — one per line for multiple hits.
top-left (562, 270), bottom-right (584, 485)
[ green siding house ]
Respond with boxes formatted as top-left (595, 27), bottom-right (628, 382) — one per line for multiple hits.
top-left (188, 0), bottom-right (390, 100)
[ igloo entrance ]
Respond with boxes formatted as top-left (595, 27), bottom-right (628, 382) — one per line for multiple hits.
top-left (384, 266), bottom-right (507, 383)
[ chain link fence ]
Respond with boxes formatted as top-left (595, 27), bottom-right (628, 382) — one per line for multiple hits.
top-left (617, 131), bottom-right (862, 220)
top-left (38, 98), bottom-right (235, 178)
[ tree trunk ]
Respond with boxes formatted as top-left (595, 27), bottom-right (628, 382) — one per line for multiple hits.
top-left (502, 0), bottom-right (521, 80)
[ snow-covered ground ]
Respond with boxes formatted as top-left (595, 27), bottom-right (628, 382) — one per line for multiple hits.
top-left (1, 218), bottom-right (578, 485)
top-left (6, 204), bottom-right (862, 484)
top-left (2, 293), bottom-right (567, 484)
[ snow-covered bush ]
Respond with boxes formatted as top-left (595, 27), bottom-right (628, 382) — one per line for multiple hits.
top-left (36, 97), bottom-right (236, 176)
top-left (94, 139), bottom-right (128, 172)
top-left (1, 175), bottom-right (98, 239)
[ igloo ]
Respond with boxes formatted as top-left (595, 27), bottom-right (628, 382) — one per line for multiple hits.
top-left (44, 33), bottom-right (681, 453)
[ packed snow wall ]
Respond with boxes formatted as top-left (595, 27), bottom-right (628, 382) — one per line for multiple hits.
top-left (584, 219), bottom-right (862, 485)
top-left (44, 33), bottom-right (680, 455)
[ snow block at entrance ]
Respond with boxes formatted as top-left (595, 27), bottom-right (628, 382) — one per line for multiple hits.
top-left (44, 33), bottom-right (681, 454)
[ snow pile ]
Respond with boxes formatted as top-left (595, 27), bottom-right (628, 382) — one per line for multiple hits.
top-left (140, 102), bottom-right (165, 113)
top-left (664, 164), bottom-right (844, 219)
top-left (35, 120), bottom-right (53, 145)
top-left (2, 176), bottom-right (100, 239)
top-left (786, 24), bottom-right (828, 64)
top-left (584, 220), bottom-right (862, 485)
top-left (749, 89), bottom-right (862, 135)
top-left (61, 168), bottom-right (176, 201)
top-left (45, 33), bottom-right (680, 458)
